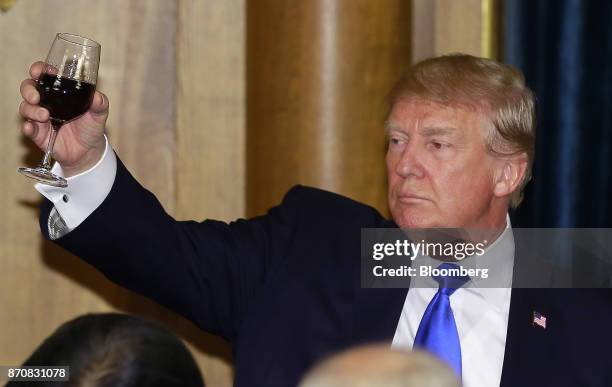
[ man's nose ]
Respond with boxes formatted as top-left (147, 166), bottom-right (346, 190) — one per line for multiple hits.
top-left (395, 145), bottom-right (425, 179)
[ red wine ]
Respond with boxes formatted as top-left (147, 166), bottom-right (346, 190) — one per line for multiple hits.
top-left (36, 73), bottom-right (95, 125)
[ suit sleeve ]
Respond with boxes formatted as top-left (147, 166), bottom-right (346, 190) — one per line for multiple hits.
top-left (40, 156), bottom-right (301, 341)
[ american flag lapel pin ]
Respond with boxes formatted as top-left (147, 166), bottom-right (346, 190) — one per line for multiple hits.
top-left (532, 311), bottom-right (547, 329)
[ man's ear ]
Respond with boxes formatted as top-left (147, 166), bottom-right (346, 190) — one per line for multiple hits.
top-left (493, 153), bottom-right (528, 198)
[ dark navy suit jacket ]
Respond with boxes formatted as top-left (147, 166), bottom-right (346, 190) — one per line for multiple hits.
top-left (42, 157), bottom-right (612, 386)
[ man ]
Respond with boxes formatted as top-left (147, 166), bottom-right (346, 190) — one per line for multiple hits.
top-left (18, 54), bottom-right (612, 386)
top-left (299, 345), bottom-right (460, 387)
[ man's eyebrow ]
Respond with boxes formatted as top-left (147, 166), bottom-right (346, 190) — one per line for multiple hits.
top-left (384, 121), bottom-right (404, 134)
top-left (383, 123), bottom-right (461, 138)
top-left (418, 126), bottom-right (459, 137)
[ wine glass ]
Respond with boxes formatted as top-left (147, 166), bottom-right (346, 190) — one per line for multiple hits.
top-left (18, 33), bottom-right (101, 187)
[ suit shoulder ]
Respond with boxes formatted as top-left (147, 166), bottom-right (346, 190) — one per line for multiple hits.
top-left (280, 185), bottom-right (389, 227)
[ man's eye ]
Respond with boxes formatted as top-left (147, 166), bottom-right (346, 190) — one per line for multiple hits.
top-left (430, 141), bottom-right (448, 150)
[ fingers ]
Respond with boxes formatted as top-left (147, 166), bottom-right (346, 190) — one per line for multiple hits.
top-left (20, 78), bottom-right (39, 104)
top-left (19, 100), bottom-right (48, 123)
top-left (28, 61), bottom-right (46, 80)
top-left (21, 120), bottom-right (50, 149)
top-left (22, 120), bottom-right (36, 137)
top-left (20, 62), bottom-right (53, 150)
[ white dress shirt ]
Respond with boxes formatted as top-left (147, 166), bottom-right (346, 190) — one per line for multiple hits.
top-left (35, 135), bottom-right (116, 235)
top-left (36, 141), bottom-right (514, 387)
top-left (392, 222), bottom-right (514, 387)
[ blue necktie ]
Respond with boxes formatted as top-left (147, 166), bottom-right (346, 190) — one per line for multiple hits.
top-left (413, 263), bottom-right (470, 377)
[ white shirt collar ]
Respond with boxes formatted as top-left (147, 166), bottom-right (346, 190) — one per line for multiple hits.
top-left (409, 214), bottom-right (514, 309)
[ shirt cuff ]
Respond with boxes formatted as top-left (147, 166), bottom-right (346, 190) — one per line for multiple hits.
top-left (35, 134), bottom-right (117, 230)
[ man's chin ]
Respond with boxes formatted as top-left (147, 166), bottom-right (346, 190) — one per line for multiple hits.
top-left (392, 213), bottom-right (440, 229)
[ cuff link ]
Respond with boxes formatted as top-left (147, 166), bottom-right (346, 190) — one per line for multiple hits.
top-left (48, 207), bottom-right (69, 240)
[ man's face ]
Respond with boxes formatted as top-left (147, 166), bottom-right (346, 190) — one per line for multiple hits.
top-left (386, 98), bottom-right (504, 229)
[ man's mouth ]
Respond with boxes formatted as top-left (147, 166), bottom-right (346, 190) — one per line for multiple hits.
top-left (397, 193), bottom-right (431, 203)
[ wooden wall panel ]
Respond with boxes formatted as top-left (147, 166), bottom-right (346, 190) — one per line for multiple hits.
top-left (435, 0), bottom-right (483, 56)
top-left (247, 0), bottom-right (411, 217)
top-left (0, 1), bottom-right (239, 386)
top-left (176, 0), bottom-right (246, 222)
top-left (412, 0), bottom-right (500, 62)
top-left (108, 0), bottom-right (177, 211)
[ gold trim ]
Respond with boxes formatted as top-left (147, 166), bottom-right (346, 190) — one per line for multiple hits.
top-left (481, 0), bottom-right (499, 59)
top-left (0, 0), bottom-right (16, 13)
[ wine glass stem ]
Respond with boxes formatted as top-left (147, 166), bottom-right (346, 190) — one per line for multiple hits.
top-left (40, 123), bottom-right (60, 170)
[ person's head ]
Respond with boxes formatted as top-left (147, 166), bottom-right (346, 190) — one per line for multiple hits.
top-left (299, 345), bottom-right (460, 387)
top-left (385, 54), bottom-right (535, 229)
top-left (10, 313), bottom-right (204, 387)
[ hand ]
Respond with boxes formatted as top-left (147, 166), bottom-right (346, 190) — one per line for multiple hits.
top-left (19, 61), bottom-right (109, 177)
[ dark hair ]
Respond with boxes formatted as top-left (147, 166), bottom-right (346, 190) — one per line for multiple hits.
top-left (6, 313), bottom-right (204, 387)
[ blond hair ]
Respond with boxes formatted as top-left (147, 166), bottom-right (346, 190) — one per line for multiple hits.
top-left (389, 54), bottom-right (536, 208)
top-left (299, 345), bottom-right (460, 387)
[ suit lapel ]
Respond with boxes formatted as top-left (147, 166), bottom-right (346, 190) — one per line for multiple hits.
top-left (499, 288), bottom-right (532, 387)
top-left (350, 221), bottom-right (408, 345)
top-left (500, 229), bottom-right (560, 386)
top-left (350, 286), bottom-right (408, 345)
top-left (500, 288), bottom-right (558, 387)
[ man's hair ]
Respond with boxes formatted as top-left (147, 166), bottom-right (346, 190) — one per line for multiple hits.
top-left (388, 54), bottom-right (536, 208)
top-left (9, 313), bottom-right (204, 387)
top-left (299, 345), bottom-right (460, 387)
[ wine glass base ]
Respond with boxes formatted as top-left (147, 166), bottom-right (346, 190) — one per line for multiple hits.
top-left (17, 167), bottom-right (67, 187)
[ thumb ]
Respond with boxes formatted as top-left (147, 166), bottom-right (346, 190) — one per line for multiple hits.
top-left (90, 91), bottom-right (109, 118)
